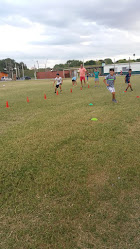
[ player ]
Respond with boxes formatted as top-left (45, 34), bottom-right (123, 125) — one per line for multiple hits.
top-left (94, 68), bottom-right (100, 86)
top-left (125, 69), bottom-right (133, 92)
top-left (72, 76), bottom-right (77, 86)
top-left (53, 73), bottom-right (63, 93)
top-left (103, 68), bottom-right (117, 103)
top-left (79, 64), bottom-right (86, 87)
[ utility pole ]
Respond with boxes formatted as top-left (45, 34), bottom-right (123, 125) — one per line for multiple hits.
top-left (15, 64), bottom-right (17, 79)
top-left (36, 61), bottom-right (39, 71)
top-left (18, 67), bottom-right (20, 78)
top-left (22, 63), bottom-right (24, 79)
top-left (34, 64), bottom-right (37, 80)
top-left (11, 69), bottom-right (13, 80)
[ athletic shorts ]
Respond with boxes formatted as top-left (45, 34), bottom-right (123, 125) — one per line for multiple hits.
top-left (80, 76), bottom-right (85, 82)
top-left (107, 86), bottom-right (115, 93)
top-left (72, 79), bottom-right (76, 82)
top-left (95, 78), bottom-right (99, 81)
top-left (126, 81), bottom-right (130, 84)
top-left (56, 84), bottom-right (60, 88)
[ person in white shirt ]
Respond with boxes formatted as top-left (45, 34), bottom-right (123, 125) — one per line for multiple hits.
top-left (53, 73), bottom-right (63, 93)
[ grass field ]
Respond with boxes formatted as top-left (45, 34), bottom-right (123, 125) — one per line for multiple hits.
top-left (0, 76), bottom-right (140, 249)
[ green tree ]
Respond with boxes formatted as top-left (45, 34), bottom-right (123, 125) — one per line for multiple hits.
top-left (84, 60), bottom-right (96, 65)
top-left (66, 60), bottom-right (83, 67)
top-left (24, 69), bottom-right (34, 78)
top-left (0, 60), bottom-right (6, 72)
top-left (97, 60), bottom-right (104, 65)
top-left (53, 64), bottom-right (65, 71)
top-left (104, 58), bottom-right (113, 64)
top-left (0, 58), bottom-right (28, 73)
top-left (116, 59), bottom-right (127, 63)
top-left (19, 62), bottom-right (28, 70)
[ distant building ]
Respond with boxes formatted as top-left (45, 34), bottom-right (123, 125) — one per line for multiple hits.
top-left (104, 62), bottom-right (140, 75)
top-left (37, 69), bottom-right (79, 79)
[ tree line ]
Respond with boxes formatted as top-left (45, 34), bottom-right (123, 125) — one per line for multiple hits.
top-left (0, 58), bottom-right (28, 74)
top-left (1, 58), bottom-right (140, 77)
top-left (53, 58), bottom-right (140, 70)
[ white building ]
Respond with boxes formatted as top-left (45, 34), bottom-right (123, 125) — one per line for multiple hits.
top-left (104, 62), bottom-right (140, 75)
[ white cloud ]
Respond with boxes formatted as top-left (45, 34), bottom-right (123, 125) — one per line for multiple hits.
top-left (0, 0), bottom-right (140, 68)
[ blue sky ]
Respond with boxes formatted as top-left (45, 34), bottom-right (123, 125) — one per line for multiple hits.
top-left (0, 0), bottom-right (140, 68)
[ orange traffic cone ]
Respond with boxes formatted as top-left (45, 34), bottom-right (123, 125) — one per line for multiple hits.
top-left (44, 94), bottom-right (47, 99)
top-left (70, 88), bottom-right (72, 93)
top-left (88, 84), bottom-right (90, 88)
top-left (6, 101), bottom-right (9, 108)
top-left (56, 91), bottom-right (59, 95)
top-left (27, 97), bottom-right (29, 103)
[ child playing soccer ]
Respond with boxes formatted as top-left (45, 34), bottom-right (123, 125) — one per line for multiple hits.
top-left (94, 68), bottom-right (100, 86)
top-left (125, 69), bottom-right (133, 92)
top-left (72, 76), bottom-right (77, 86)
top-left (103, 68), bottom-right (117, 103)
top-left (53, 73), bottom-right (63, 93)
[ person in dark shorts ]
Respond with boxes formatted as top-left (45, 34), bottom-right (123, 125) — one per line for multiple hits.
top-left (125, 69), bottom-right (133, 92)
top-left (53, 73), bottom-right (63, 93)
top-left (94, 68), bottom-right (100, 87)
top-left (72, 76), bottom-right (77, 86)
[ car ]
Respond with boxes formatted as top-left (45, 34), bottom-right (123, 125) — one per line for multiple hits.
top-left (20, 76), bottom-right (31, 80)
top-left (25, 76), bottom-right (31, 80)
top-left (1, 76), bottom-right (12, 81)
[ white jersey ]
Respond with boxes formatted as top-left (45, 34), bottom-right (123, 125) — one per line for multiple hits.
top-left (55, 77), bottom-right (62, 85)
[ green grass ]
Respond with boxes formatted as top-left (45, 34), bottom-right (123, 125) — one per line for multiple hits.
top-left (0, 76), bottom-right (140, 249)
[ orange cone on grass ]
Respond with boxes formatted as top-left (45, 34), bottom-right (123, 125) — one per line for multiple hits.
top-left (70, 88), bottom-right (72, 93)
top-left (56, 91), bottom-right (59, 95)
top-left (44, 94), bottom-right (47, 100)
top-left (6, 101), bottom-right (9, 108)
top-left (27, 97), bottom-right (29, 103)
top-left (88, 84), bottom-right (90, 88)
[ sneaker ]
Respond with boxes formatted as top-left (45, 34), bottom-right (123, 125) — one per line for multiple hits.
top-left (112, 99), bottom-right (118, 103)
top-left (131, 89), bottom-right (133, 91)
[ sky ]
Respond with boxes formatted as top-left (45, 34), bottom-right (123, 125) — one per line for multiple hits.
top-left (0, 0), bottom-right (140, 69)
